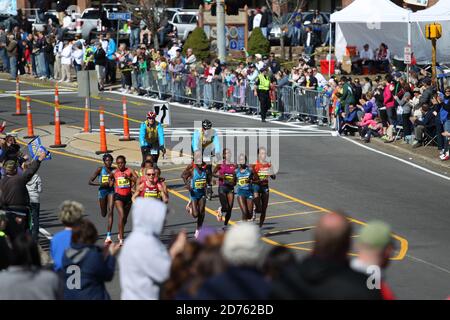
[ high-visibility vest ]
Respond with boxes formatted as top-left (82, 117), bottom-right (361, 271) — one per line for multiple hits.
top-left (258, 73), bottom-right (270, 91)
top-left (145, 120), bottom-right (159, 145)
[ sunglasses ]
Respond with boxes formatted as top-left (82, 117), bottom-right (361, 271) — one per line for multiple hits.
top-left (147, 173), bottom-right (155, 176)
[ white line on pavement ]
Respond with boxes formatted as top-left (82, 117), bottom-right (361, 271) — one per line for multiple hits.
top-left (341, 136), bottom-right (450, 182)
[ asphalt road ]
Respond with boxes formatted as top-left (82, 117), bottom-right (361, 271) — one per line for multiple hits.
top-left (1, 78), bottom-right (449, 299)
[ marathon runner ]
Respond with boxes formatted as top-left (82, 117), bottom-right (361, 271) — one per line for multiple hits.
top-left (235, 154), bottom-right (255, 222)
top-left (88, 153), bottom-right (115, 244)
top-left (132, 167), bottom-right (168, 203)
top-left (154, 166), bottom-right (169, 201)
top-left (213, 148), bottom-right (236, 226)
top-left (252, 147), bottom-right (276, 228)
top-left (109, 155), bottom-right (138, 246)
top-left (135, 158), bottom-right (154, 178)
top-left (139, 111), bottom-right (166, 165)
top-left (181, 150), bottom-right (207, 239)
top-left (191, 119), bottom-right (221, 200)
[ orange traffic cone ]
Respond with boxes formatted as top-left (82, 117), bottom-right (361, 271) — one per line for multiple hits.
top-left (49, 103), bottom-right (67, 148)
top-left (119, 96), bottom-right (134, 141)
top-left (95, 107), bottom-right (112, 155)
top-left (50, 83), bottom-right (65, 125)
top-left (24, 97), bottom-right (36, 139)
top-left (83, 97), bottom-right (90, 133)
top-left (12, 77), bottom-right (25, 116)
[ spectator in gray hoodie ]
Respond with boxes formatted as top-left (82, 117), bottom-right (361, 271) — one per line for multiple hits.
top-left (23, 161), bottom-right (42, 243)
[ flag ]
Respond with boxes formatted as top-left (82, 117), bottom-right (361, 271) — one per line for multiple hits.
top-left (28, 136), bottom-right (52, 161)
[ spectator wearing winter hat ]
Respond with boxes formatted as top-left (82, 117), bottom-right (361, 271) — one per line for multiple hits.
top-left (194, 222), bottom-right (271, 299)
top-left (350, 221), bottom-right (396, 300)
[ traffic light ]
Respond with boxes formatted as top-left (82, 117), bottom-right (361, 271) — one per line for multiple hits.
top-left (226, 0), bottom-right (239, 15)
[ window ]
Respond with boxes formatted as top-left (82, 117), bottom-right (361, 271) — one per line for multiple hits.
top-left (82, 10), bottom-right (100, 20)
top-left (176, 14), bottom-right (197, 24)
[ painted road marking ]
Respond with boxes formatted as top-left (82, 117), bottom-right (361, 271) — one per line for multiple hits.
top-left (231, 200), bottom-right (295, 211)
top-left (287, 235), bottom-right (360, 247)
top-left (265, 210), bottom-right (323, 220)
top-left (265, 226), bottom-right (316, 236)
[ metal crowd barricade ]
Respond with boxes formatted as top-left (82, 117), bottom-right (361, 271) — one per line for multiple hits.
top-left (121, 67), bottom-right (329, 123)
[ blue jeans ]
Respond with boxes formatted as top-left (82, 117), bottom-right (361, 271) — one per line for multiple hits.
top-left (261, 27), bottom-right (268, 38)
top-left (9, 56), bottom-right (17, 78)
top-left (35, 52), bottom-right (46, 77)
top-left (0, 48), bottom-right (9, 72)
top-left (292, 28), bottom-right (301, 46)
top-left (203, 82), bottom-right (212, 108)
top-left (130, 28), bottom-right (140, 49)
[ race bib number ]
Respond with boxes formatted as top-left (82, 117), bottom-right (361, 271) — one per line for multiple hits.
top-left (203, 156), bottom-right (211, 163)
top-left (224, 174), bottom-right (234, 183)
top-left (150, 149), bottom-right (159, 155)
top-left (101, 175), bottom-right (109, 184)
top-left (238, 177), bottom-right (249, 187)
top-left (117, 177), bottom-right (130, 188)
top-left (258, 169), bottom-right (270, 180)
top-left (194, 179), bottom-right (206, 189)
top-left (144, 190), bottom-right (158, 198)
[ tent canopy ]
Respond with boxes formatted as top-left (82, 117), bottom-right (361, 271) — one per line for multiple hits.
top-left (411, 0), bottom-right (450, 22)
top-left (331, 0), bottom-right (410, 62)
top-left (331, 0), bottom-right (410, 23)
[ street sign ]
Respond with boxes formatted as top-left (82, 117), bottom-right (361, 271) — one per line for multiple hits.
top-left (77, 70), bottom-right (99, 97)
top-left (108, 12), bottom-right (131, 21)
top-left (404, 46), bottom-right (412, 65)
top-left (153, 104), bottom-right (171, 126)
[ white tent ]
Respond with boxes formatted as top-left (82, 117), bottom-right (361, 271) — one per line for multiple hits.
top-left (410, 0), bottom-right (450, 63)
top-left (331, 0), bottom-right (411, 63)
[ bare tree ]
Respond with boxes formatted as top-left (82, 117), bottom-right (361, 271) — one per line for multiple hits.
top-left (120, 0), bottom-right (166, 50)
top-left (266, 0), bottom-right (307, 61)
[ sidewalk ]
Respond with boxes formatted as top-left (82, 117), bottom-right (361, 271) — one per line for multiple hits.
top-left (14, 125), bottom-right (190, 167)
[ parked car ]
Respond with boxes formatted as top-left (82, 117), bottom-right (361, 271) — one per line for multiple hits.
top-left (32, 10), bottom-right (60, 32)
top-left (164, 8), bottom-right (198, 41)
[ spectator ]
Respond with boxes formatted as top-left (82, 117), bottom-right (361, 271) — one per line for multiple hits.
top-left (105, 33), bottom-right (117, 84)
top-left (6, 34), bottom-right (18, 79)
top-left (71, 42), bottom-right (84, 73)
top-left (0, 210), bottom-right (11, 270)
top-left (262, 246), bottom-right (296, 281)
top-left (395, 91), bottom-right (413, 144)
top-left (339, 76), bottom-right (356, 116)
top-left (271, 212), bottom-right (381, 299)
top-left (59, 40), bottom-right (72, 82)
top-left (375, 43), bottom-right (390, 73)
top-left (44, 36), bottom-right (55, 79)
top-left (247, 9), bottom-right (254, 33)
top-left (83, 40), bottom-right (96, 71)
top-left (412, 103), bottom-right (436, 148)
top-left (129, 13), bottom-right (141, 50)
top-left (382, 75), bottom-right (396, 142)
top-left (253, 9), bottom-right (262, 30)
top-left (22, 161), bottom-right (42, 244)
top-left (0, 233), bottom-right (62, 300)
top-left (268, 52), bottom-right (280, 74)
top-left (312, 67), bottom-right (327, 88)
top-left (62, 219), bottom-right (120, 300)
top-left (260, 6), bottom-right (270, 38)
top-left (117, 44), bottom-right (133, 93)
top-left (0, 26), bottom-right (10, 73)
top-left (0, 151), bottom-right (46, 241)
top-left (94, 41), bottom-right (107, 91)
top-left (351, 221), bottom-right (396, 300)
top-left (195, 222), bottom-right (271, 299)
top-left (119, 198), bottom-right (171, 300)
top-left (50, 200), bottom-right (84, 272)
top-left (291, 9), bottom-right (303, 46)
top-left (358, 44), bottom-right (374, 74)
top-left (56, 0), bottom-right (70, 26)
top-left (302, 26), bottom-right (318, 56)
top-left (312, 9), bottom-right (324, 41)
top-left (184, 48), bottom-right (196, 69)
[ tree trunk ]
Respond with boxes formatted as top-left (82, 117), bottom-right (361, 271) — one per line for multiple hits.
top-left (280, 31), bottom-right (285, 61)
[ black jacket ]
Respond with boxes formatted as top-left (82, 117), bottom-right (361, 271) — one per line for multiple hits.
top-left (94, 48), bottom-right (107, 67)
top-left (270, 256), bottom-right (382, 300)
top-left (302, 31), bottom-right (319, 48)
top-left (0, 160), bottom-right (41, 211)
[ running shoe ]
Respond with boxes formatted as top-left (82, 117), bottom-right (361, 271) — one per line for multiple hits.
top-left (104, 236), bottom-right (113, 245)
top-left (440, 151), bottom-right (449, 161)
top-left (216, 206), bottom-right (223, 221)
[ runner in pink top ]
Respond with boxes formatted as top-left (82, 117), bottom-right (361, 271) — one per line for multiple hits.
top-left (213, 148), bottom-right (237, 227)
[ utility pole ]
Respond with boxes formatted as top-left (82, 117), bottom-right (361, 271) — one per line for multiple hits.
top-left (216, 0), bottom-right (226, 63)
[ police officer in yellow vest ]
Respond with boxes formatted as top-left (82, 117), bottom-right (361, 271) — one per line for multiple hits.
top-left (139, 111), bottom-right (165, 165)
top-left (254, 66), bottom-right (271, 122)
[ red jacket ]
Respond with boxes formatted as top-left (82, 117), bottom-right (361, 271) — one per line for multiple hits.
top-left (384, 84), bottom-right (395, 108)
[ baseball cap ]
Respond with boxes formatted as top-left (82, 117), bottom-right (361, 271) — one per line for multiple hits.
top-left (3, 160), bottom-right (17, 171)
top-left (359, 220), bottom-right (392, 249)
top-left (413, 87), bottom-right (421, 93)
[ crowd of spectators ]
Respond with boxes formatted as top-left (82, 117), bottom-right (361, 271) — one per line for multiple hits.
top-left (0, 192), bottom-right (400, 300)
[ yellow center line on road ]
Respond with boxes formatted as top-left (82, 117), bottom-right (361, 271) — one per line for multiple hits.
top-left (287, 235), bottom-right (361, 247)
top-left (270, 188), bottom-right (409, 261)
top-left (265, 210), bottom-right (323, 220)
